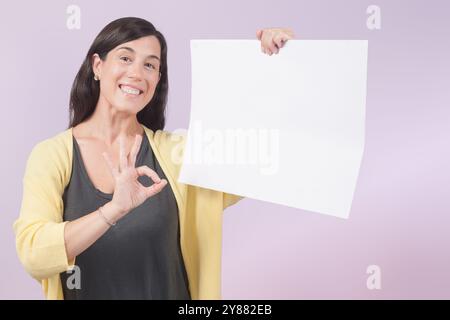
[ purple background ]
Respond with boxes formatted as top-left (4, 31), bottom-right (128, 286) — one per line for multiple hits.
top-left (1, 0), bottom-right (449, 299)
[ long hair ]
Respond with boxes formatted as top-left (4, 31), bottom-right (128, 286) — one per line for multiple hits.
top-left (68, 17), bottom-right (168, 131)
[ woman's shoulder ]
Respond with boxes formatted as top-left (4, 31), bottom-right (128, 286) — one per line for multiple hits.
top-left (26, 128), bottom-right (73, 171)
top-left (31, 128), bottom-right (72, 154)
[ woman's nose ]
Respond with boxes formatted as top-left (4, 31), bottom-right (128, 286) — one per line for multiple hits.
top-left (127, 63), bottom-right (144, 80)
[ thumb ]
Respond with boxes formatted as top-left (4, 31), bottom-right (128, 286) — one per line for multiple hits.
top-left (256, 29), bottom-right (263, 40)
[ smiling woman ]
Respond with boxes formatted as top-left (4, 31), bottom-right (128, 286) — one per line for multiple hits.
top-left (13, 16), bottom-right (293, 300)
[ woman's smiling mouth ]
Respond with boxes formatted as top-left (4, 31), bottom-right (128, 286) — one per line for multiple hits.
top-left (119, 84), bottom-right (143, 96)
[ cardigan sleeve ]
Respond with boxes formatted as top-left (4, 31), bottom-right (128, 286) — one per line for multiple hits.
top-left (13, 139), bottom-right (74, 281)
top-left (223, 192), bottom-right (244, 209)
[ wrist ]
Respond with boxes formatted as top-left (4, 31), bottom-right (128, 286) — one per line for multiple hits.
top-left (102, 201), bottom-right (127, 224)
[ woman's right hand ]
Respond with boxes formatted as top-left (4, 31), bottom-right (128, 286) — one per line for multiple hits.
top-left (102, 134), bottom-right (167, 220)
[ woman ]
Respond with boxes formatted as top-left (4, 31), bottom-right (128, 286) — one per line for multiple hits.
top-left (14, 17), bottom-right (294, 300)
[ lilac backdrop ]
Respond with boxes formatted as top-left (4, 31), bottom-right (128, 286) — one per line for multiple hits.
top-left (1, 0), bottom-right (449, 299)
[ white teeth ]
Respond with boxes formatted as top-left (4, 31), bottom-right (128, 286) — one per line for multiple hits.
top-left (120, 85), bottom-right (140, 95)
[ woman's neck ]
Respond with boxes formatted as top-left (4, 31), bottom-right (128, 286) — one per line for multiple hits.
top-left (74, 99), bottom-right (144, 147)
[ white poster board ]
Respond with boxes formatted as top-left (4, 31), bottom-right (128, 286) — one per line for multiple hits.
top-left (179, 40), bottom-right (368, 219)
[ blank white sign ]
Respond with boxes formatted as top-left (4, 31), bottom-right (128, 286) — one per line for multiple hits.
top-left (178, 40), bottom-right (368, 219)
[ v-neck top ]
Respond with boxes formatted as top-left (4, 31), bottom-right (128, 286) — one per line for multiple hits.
top-left (59, 133), bottom-right (191, 300)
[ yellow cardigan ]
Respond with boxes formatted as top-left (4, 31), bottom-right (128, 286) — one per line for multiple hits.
top-left (13, 125), bottom-right (242, 300)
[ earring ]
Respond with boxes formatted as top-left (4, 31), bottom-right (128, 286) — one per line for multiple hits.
top-left (94, 74), bottom-right (99, 81)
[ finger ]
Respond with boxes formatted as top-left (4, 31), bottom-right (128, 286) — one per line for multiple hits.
top-left (262, 46), bottom-right (268, 54)
top-left (280, 33), bottom-right (293, 43)
top-left (128, 134), bottom-right (142, 167)
top-left (136, 165), bottom-right (162, 183)
top-left (273, 34), bottom-right (284, 49)
top-left (263, 37), bottom-right (276, 55)
top-left (119, 135), bottom-right (127, 172)
top-left (145, 179), bottom-right (167, 198)
top-left (269, 40), bottom-right (279, 54)
top-left (256, 29), bottom-right (263, 40)
top-left (262, 43), bottom-right (272, 55)
top-left (102, 152), bottom-right (119, 178)
top-left (263, 38), bottom-right (272, 52)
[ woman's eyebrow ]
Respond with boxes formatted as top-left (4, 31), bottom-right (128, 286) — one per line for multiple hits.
top-left (116, 46), bottom-right (160, 61)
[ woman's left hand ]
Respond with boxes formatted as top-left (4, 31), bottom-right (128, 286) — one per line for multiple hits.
top-left (256, 28), bottom-right (295, 55)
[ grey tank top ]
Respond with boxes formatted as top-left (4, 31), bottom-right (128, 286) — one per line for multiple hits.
top-left (59, 133), bottom-right (191, 300)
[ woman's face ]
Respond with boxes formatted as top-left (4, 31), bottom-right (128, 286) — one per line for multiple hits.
top-left (92, 35), bottom-right (161, 114)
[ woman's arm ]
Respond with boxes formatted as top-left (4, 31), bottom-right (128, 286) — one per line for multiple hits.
top-left (64, 201), bottom-right (124, 261)
top-left (64, 134), bottom-right (167, 261)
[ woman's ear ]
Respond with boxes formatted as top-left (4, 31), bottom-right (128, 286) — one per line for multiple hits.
top-left (91, 53), bottom-right (102, 80)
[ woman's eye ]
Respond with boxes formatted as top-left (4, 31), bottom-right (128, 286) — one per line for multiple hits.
top-left (120, 56), bottom-right (131, 62)
top-left (145, 63), bottom-right (155, 70)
